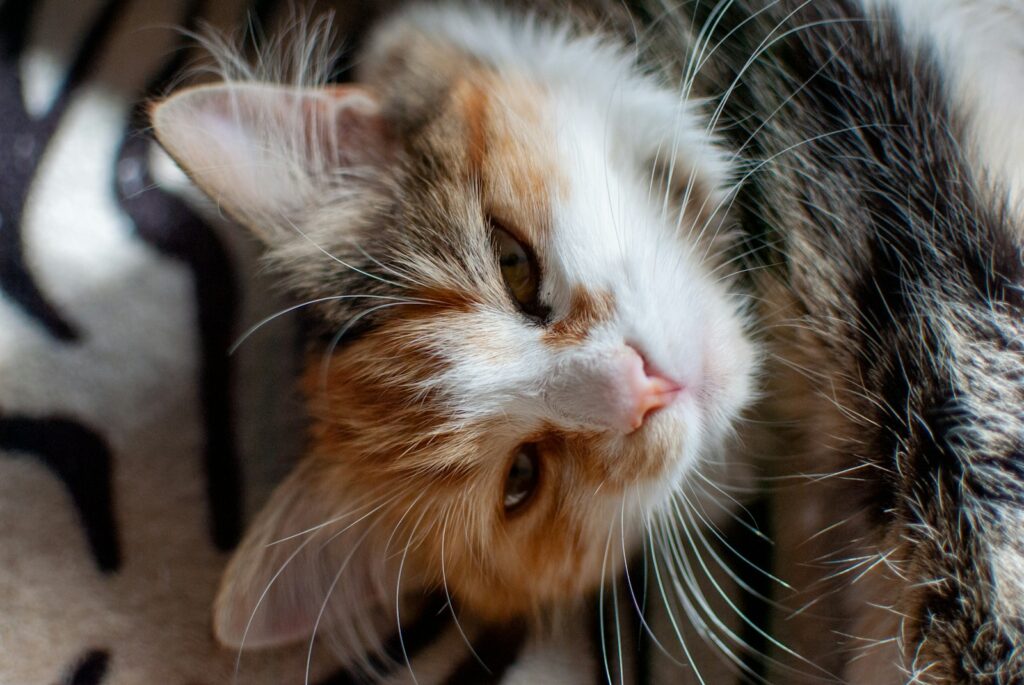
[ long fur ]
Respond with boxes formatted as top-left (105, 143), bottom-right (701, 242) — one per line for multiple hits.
top-left (676, 0), bottom-right (1024, 681)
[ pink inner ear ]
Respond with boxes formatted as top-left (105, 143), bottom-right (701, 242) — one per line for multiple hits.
top-left (151, 82), bottom-right (394, 237)
top-left (212, 543), bottom-right (323, 650)
top-left (303, 85), bottom-right (392, 169)
top-left (215, 595), bottom-right (318, 650)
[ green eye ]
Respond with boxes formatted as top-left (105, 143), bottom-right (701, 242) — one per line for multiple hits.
top-left (492, 223), bottom-right (543, 316)
top-left (504, 444), bottom-right (540, 513)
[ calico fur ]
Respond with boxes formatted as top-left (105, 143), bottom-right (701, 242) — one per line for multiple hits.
top-left (151, 1), bottom-right (757, 673)
top-left (677, 0), bottom-right (1024, 681)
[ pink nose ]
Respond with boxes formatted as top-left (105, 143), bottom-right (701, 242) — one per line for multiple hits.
top-left (619, 345), bottom-right (682, 433)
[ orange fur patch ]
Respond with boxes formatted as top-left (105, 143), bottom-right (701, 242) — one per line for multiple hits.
top-left (544, 287), bottom-right (616, 346)
top-left (300, 322), bottom-right (631, 619)
top-left (452, 77), bottom-right (489, 177)
top-left (452, 70), bottom-right (562, 248)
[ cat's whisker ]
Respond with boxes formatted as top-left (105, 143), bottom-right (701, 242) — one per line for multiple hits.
top-left (439, 508), bottom-right (487, 670)
top-left (317, 300), bottom-right (430, 391)
top-left (234, 532), bottom-right (318, 678)
top-left (351, 242), bottom-right (429, 290)
top-left (700, 5), bottom-right (853, 145)
top-left (666, 492), bottom-right (821, 679)
top-left (646, 522), bottom-right (711, 684)
top-left (666, 1), bottom-right (803, 249)
top-left (316, 493), bottom-right (406, 553)
top-left (295, 491), bottom-right (413, 681)
top-left (653, 518), bottom-right (739, 676)
top-left (687, 124), bottom-right (886, 261)
top-left (692, 489), bottom-right (776, 549)
top-left (690, 468), bottom-right (761, 520)
top-left (599, 515), bottom-right (616, 685)
top-left (702, 237), bottom-right (784, 279)
top-left (678, 484), bottom-right (787, 599)
top-left (304, 522), bottom-right (377, 685)
top-left (796, 512), bottom-right (860, 547)
top-left (622, 495), bottom-right (688, 669)
top-left (281, 214), bottom-right (412, 291)
top-left (664, 0), bottom-right (742, 229)
top-left (381, 490), bottom-right (428, 562)
top-left (270, 486), bottom-right (395, 546)
top-left (711, 263), bottom-right (780, 287)
top-left (392, 497), bottom-right (432, 685)
top-left (661, 546), bottom-right (778, 683)
top-left (647, 138), bottom-right (667, 206)
top-left (658, 510), bottom-right (752, 664)
top-left (685, 22), bottom-right (884, 254)
top-left (796, 460), bottom-right (885, 485)
top-left (832, 548), bottom-right (898, 587)
top-left (610, 497), bottom-right (629, 685)
top-left (231, 294), bottom-right (434, 354)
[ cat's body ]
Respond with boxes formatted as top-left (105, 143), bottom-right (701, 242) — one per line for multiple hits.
top-left (151, 0), bottom-right (1024, 680)
top-left (151, 0), bottom-right (757, 672)
top-left (682, 0), bottom-right (1024, 681)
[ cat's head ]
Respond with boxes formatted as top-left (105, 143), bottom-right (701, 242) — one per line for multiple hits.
top-left (151, 5), bottom-right (755, 655)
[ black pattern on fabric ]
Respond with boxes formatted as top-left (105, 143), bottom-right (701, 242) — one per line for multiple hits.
top-left (316, 595), bottom-right (451, 685)
top-left (117, 142), bottom-right (244, 554)
top-left (0, 0), bottom-right (125, 341)
top-left (442, 620), bottom-right (527, 685)
top-left (729, 497), bottom-right (773, 682)
top-left (623, 562), bottom-right (651, 685)
top-left (0, 416), bottom-right (120, 572)
top-left (116, 0), bottom-right (244, 552)
top-left (0, 0), bottom-right (244, 559)
top-left (60, 649), bottom-right (110, 685)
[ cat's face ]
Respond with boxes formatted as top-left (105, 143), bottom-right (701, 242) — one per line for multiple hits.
top-left (152, 5), bottom-right (755, 650)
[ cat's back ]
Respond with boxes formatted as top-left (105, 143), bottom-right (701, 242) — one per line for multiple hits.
top-left (697, 0), bottom-right (1024, 681)
top-left (864, 0), bottom-right (1024, 214)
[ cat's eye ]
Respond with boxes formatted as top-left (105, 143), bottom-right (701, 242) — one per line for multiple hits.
top-left (504, 444), bottom-right (540, 513)
top-left (491, 222), bottom-right (544, 318)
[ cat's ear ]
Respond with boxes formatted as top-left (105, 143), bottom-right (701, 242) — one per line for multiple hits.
top-left (213, 461), bottom-right (402, 651)
top-left (150, 82), bottom-right (391, 242)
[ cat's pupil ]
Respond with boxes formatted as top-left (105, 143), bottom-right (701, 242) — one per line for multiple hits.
top-left (504, 445), bottom-right (539, 512)
top-left (492, 224), bottom-right (539, 312)
top-left (500, 252), bottom-right (525, 269)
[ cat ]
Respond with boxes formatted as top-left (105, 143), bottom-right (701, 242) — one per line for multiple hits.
top-left (670, 0), bottom-right (1024, 681)
top-left (150, 0), bottom-right (758, 672)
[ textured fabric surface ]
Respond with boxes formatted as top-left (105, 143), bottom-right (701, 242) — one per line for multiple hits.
top-left (0, 1), bottom-right (757, 683)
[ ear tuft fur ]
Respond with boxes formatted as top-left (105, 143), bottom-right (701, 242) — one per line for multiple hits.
top-left (150, 82), bottom-right (389, 243)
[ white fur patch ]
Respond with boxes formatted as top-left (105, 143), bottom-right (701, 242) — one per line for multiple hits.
top-left (380, 3), bottom-right (735, 199)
